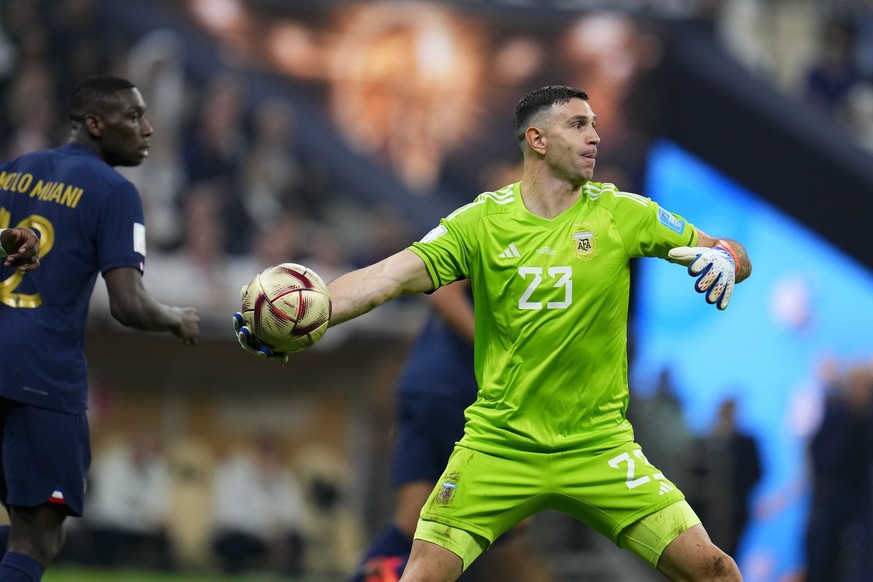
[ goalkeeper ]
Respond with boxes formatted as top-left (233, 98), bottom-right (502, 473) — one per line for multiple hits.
top-left (237, 85), bottom-right (751, 581)
top-left (347, 281), bottom-right (550, 582)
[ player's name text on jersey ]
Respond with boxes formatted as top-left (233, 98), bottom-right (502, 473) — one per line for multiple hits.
top-left (0, 171), bottom-right (84, 208)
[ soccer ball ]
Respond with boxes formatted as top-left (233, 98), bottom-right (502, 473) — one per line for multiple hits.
top-left (239, 263), bottom-right (332, 354)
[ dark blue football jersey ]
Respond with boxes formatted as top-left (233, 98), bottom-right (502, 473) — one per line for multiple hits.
top-left (395, 294), bottom-right (476, 401)
top-left (0, 143), bottom-right (145, 412)
top-left (390, 289), bottom-right (477, 486)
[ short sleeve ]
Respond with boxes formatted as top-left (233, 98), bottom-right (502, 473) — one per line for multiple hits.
top-left (97, 181), bottom-right (146, 274)
top-left (611, 191), bottom-right (697, 259)
top-left (409, 215), bottom-right (473, 289)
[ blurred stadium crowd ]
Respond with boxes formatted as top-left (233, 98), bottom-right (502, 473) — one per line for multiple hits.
top-left (1, 0), bottom-right (873, 580)
top-left (0, 0), bottom-right (871, 328)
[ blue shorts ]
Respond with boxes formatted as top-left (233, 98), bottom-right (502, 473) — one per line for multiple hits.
top-left (0, 399), bottom-right (91, 516)
top-left (390, 392), bottom-right (470, 487)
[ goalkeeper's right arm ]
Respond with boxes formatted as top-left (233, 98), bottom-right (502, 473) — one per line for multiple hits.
top-left (234, 250), bottom-right (434, 362)
top-left (326, 249), bottom-right (435, 327)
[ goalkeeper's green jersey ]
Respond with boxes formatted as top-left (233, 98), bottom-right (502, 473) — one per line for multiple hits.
top-left (409, 181), bottom-right (697, 452)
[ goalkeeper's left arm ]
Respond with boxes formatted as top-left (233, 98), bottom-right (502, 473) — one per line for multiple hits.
top-left (667, 230), bottom-right (752, 311)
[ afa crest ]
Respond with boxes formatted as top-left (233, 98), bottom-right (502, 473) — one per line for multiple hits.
top-left (573, 231), bottom-right (594, 255)
top-left (436, 473), bottom-right (459, 504)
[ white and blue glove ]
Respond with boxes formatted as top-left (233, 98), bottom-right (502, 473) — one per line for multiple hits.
top-left (668, 242), bottom-right (738, 311)
top-left (232, 312), bottom-right (289, 364)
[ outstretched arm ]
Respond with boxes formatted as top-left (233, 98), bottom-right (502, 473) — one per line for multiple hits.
top-left (104, 267), bottom-right (200, 345)
top-left (234, 250), bottom-right (435, 363)
top-left (328, 249), bottom-right (435, 327)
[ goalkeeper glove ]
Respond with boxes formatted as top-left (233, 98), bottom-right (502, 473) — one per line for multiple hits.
top-left (668, 241), bottom-right (738, 311)
top-left (232, 312), bottom-right (289, 364)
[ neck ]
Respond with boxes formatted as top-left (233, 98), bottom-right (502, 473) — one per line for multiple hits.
top-left (519, 173), bottom-right (585, 219)
top-left (67, 134), bottom-right (106, 162)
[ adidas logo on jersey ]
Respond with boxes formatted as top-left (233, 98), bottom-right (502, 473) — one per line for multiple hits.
top-left (653, 473), bottom-right (674, 495)
top-left (498, 243), bottom-right (521, 258)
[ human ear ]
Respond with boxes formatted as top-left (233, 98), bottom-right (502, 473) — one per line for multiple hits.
top-left (525, 126), bottom-right (546, 155)
top-left (84, 114), bottom-right (104, 138)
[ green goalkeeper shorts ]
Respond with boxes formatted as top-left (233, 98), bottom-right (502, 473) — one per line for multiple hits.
top-left (415, 439), bottom-right (696, 570)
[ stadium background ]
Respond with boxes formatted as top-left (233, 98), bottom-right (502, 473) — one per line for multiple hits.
top-left (1, 1), bottom-right (871, 581)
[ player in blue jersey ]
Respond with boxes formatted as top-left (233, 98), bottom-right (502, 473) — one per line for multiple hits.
top-left (0, 75), bottom-right (200, 582)
top-left (238, 85), bottom-right (752, 581)
top-left (349, 281), bottom-right (476, 582)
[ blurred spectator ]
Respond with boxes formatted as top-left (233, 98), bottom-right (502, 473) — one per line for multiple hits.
top-left (324, 2), bottom-right (484, 195)
top-left (716, 0), bottom-right (819, 88)
top-left (85, 431), bottom-right (174, 571)
top-left (181, 72), bottom-right (247, 184)
top-left (0, 6), bottom-right (60, 159)
top-left (241, 97), bottom-right (305, 231)
top-left (804, 17), bottom-right (862, 124)
top-left (125, 28), bottom-right (190, 253)
top-left (150, 181), bottom-right (236, 313)
top-left (0, 9), bottom-right (17, 82)
top-left (853, 1), bottom-right (873, 77)
top-left (180, 72), bottom-right (252, 255)
top-left (210, 433), bottom-right (307, 576)
top-left (295, 446), bottom-right (365, 577)
top-left (225, 208), bottom-right (354, 297)
top-left (48, 0), bottom-right (115, 98)
top-left (165, 438), bottom-right (217, 572)
top-left (351, 202), bottom-right (414, 268)
top-left (1, 62), bottom-right (58, 158)
top-left (687, 396), bottom-right (762, 558)
top-left (302, 223), bottom-right (354, 285)
top-left (226, 211), bottom-right (307, 290)
top-left (804, 365), bottom-right (873, 582)
top-left (629, 368), bottom-right (695, 490)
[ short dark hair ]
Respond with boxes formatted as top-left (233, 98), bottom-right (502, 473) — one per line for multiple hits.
top-left (513, 85), bottom-right (589, 142)
top-left (69, 75), bottom-right (136, 121)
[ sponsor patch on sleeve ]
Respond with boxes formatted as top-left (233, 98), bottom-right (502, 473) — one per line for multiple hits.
top-left (133, 222), bottom-right (147, 256)
top-left (658, 208), bottom-right (685, 234)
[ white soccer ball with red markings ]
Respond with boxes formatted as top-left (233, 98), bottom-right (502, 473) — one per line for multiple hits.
top-left (240, 263), bottom-right (332, 354)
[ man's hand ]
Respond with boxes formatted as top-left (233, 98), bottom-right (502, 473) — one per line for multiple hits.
top-left (173, 306), bottom-right (200, 345)
top-left (668, 242), bottom-right (738, 310)
top-left (232, 312), bottom-right (289, 364)
top-left (0, 228), bottom-right (40, 271)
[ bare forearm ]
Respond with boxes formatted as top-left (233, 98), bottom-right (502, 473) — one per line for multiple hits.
top-left (111, 293), bottom-right (177, 331)
top-left (327, 250), bottom-right (433, 327)
top-left (105, 268), bottom-right (199, 343)
top-left (113, 296), bottom-right (199, 344)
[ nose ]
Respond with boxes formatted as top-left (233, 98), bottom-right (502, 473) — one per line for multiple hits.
top-left (589, 127), bottom-right (601, 145)
top-left (142, 116), bottom-right (154, 136)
